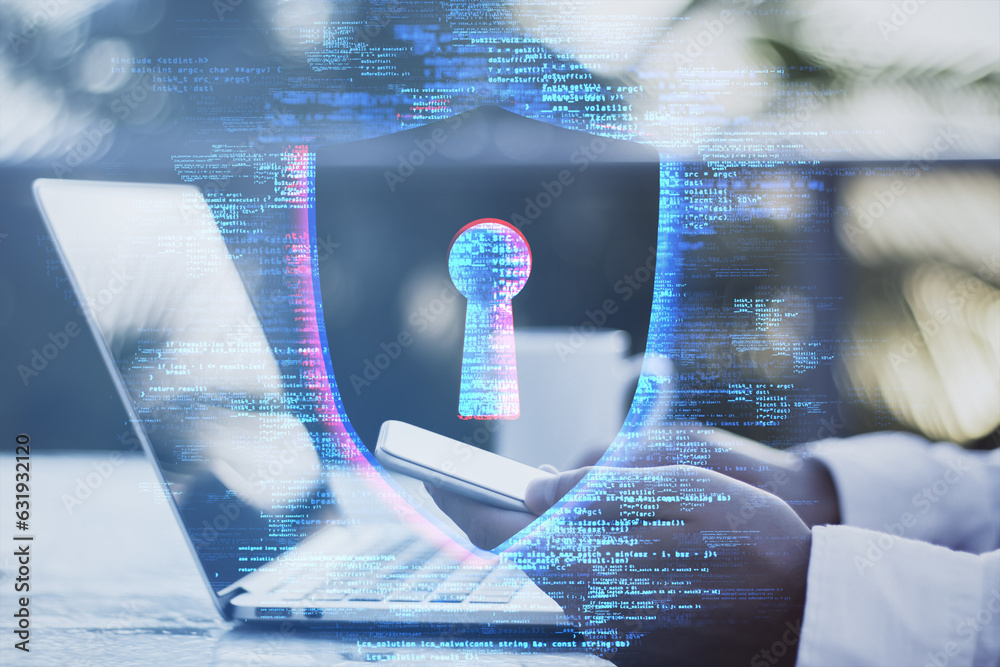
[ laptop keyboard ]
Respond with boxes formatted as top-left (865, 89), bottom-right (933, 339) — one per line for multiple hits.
top-left (271, 535), bottom-right (526, 605)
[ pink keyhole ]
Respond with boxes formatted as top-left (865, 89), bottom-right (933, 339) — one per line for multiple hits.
top-left (448, 219), bottom-right (531, 419)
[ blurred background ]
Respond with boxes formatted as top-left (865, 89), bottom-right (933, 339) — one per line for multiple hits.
top-left (1, 0), bottom-right (997, 451)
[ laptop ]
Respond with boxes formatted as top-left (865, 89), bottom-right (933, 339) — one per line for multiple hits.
top-left (33, 176), bottom-right (566, 627)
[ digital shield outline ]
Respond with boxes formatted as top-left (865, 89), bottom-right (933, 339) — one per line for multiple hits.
top-left (313, 106), bottom-right (660, 453)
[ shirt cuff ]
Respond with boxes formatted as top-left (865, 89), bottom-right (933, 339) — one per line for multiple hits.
top-left (797, 525), bottom-right (987, 667)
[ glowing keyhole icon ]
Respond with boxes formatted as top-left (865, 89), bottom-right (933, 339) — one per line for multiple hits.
top-left (448, 218), bottom-right (531, 420)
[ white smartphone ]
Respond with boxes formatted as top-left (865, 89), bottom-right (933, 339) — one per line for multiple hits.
top-left (375, 420), bottom-right (555, 513)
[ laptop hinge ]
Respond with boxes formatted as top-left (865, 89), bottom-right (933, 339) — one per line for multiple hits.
top-left (218, 586), bottom-right (247, 620)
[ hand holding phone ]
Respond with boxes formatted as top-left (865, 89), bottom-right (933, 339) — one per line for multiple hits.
top-left (375, 420), bottom-right (555, 513)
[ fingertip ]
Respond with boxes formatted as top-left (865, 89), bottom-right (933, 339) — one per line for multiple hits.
top-left (524, 466), bottom-right (592, 515)
top-left (524, 475), bottom-right (556, 515)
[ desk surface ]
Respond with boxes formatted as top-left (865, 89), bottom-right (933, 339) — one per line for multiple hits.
top-left (0, 453), bottom-right (603, 666)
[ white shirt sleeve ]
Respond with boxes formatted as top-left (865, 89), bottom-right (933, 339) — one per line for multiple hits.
top-left (797, 527), bottom-right (999, 667)
top-left (795, 432), bottom-right (1000, 667)
top-left (806, 432), bottom-right (1000, 553)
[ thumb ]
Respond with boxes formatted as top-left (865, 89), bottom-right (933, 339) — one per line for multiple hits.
top-left (525, 466), bottom-right (593, 515)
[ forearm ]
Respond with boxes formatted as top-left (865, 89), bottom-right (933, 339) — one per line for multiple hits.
top-left (662, 425), bottom-right (841, 527)
top-left (598, 423), bottom-right (842, 527)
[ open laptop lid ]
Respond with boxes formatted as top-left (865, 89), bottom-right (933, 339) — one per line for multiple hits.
top-left (32, 177), bottom-right (411, 616)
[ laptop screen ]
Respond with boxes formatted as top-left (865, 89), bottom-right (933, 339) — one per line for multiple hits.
top-left (33, 176), bottom-right (402, 595)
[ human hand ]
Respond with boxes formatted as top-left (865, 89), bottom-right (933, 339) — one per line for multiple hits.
top-left (429, 464), bottom-right (811, 666)
top-left (576, 423), bottom-right (840, 527)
